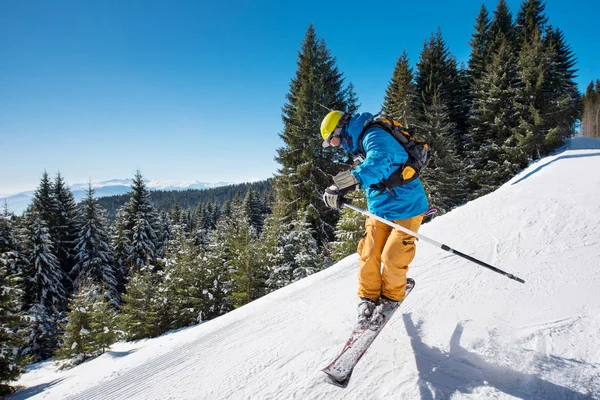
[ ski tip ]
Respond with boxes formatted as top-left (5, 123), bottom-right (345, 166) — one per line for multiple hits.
top-left (322, 368), bottom-right (351, 388)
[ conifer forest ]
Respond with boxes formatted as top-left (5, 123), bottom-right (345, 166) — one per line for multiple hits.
top-left (0, 0), bottom-right (590, 393)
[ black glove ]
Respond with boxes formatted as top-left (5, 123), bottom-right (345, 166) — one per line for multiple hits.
top-left (323, 171), bottom-right (359, 209)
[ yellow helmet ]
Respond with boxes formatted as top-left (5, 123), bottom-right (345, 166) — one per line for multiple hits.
top-left (320, 110), bottom-right (347, 147)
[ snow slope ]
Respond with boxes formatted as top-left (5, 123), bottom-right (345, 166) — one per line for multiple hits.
top-left (13, 138), bottom-right (600, 399)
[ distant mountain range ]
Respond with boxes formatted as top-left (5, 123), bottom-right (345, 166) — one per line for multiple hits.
top-left (0, 179), bottom-right (232, 215)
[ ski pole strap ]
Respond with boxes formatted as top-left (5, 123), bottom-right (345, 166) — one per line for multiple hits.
top-left (343, 203), bottom-right (525, 284)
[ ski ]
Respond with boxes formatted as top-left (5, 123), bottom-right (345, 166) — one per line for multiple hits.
top-left (322, 278), bottom-right (415, 388)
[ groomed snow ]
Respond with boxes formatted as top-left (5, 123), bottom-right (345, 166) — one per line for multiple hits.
top-left (13, 137), bottom-right (600, 399)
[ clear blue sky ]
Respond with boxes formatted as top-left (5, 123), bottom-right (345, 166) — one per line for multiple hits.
top-left (0, 0), bottom-right (597, 194)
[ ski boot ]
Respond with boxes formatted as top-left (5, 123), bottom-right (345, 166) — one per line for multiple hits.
top-left (369, 295), bottom-right (400, 330)
top-left (357, 298), bottom-right (376, 330)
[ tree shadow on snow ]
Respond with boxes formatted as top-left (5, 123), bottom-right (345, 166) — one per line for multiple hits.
top-left (403, 314), bottom-right (596, 399)
top-left (107, 348), bottom-right (138, 358)
top-left (10, 378), bottom-right (65, 400)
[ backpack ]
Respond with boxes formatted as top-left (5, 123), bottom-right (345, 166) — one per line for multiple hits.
top-left (356, 117), bottom-right (431, 193)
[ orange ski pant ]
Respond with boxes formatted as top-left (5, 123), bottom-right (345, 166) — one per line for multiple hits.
top-left (356, 214), bottom-right (423, 302)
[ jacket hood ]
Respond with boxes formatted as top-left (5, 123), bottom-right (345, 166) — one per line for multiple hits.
top-left (342, 112), bottom-right (374, 153)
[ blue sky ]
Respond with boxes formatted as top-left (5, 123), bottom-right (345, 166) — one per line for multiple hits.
top-left (0, 0), bottom-right (597, 194)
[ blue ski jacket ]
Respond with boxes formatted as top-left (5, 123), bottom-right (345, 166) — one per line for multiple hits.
top-left (341, 112), bottom-right (428, 221)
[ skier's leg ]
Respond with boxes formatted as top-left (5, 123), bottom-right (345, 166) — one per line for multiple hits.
top-left (380, 214), bottom-right (423, 301)
top-left (357, 217), bottom-right (393, 301)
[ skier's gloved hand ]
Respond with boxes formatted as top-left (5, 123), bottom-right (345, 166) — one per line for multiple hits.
top-left (323, 171), bottom-right (359, 209)
top-left (333, 170), bottom-right (360, 192)
top-left (323, 185), bottom-right (348, 209)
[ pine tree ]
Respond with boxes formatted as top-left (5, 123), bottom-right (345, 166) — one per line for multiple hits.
top-left (516, 0), bottom-right (548, 44)
top-left (488, 0), bottom-right (517, 53)
top-left (30, 172), bottom-right (57, 231)
top-left (88, 292), bottom-right (118, 354)
top-left (156, 211), bottom-right (173, 260)
top-left (415, 29), bottom-right (467, 151)
top-left (19, 213), bottom-right (67, 360)
top-left (158, 225), bottom-right (207, 328)
top-left (543, 26), bottom-right (581, 144)
top-left (55, 283), bottom-right (97, 366)
top-left (170, 203), bottom-right (182, 225)
top-left (72, 185), bottom-right (118, 304)
top-left (382, 50), bottom-right (419, 127)
top-left (22, 214), bottom-right (66, 315)
top-left (217, 199), bottom-right (264, 308)
top-left (515, 27), bottom-right (554, 159)
top-left (110, 208), bottom-right (130, 295)
top-left (203, 230), bottom-right (234, 319)
top-left (244, 190), bottom-right (265, 235)
top-left (468, 35), bottom-right (526, 197)
top-left (122, 171), bottom-right (160, 274)
top-left (117, 271), bottom-right (158, 340)
top-left (20, 303), bottom-right (60, 362)
top-left (256, 200), bottom-right (285, 295)
top-left (329, 191), bottom-right (367, 261)
top-left (53, 173), bottom-right (78, 294)
top-left (419, 92), bottom-right (466, 213)
top-left (0, 207), bottom-right (24, 395)
top-left (275, 24), bottom-right (358, 248)
top-left (267, 211), bottom-right (320, 290)
top-left (468, 4), bottom-right (492, 83)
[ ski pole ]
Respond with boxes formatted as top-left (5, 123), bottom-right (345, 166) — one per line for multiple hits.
top-left (343, 203), bottom-right (525, 284)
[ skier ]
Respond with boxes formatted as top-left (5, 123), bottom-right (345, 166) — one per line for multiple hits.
top-left (320, 110), bottom-right (428, 329)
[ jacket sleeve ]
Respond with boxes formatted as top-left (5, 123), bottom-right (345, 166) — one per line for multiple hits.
top-left (351, 128), bottom-right (408, 189)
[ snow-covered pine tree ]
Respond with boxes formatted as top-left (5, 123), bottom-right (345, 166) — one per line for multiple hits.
top-left (157, 224), bottom-right (207, 329)
top-left (110, 208), bottom-right (130, 295)
top-left (415, 29), bottom-right (467, 150)
top-left (0, 206), bottom-right (24, 395)
top-left (0, 203), bottom-right (22, 275)
top-left (244, 190), bottom-right (265, 236)
top-left (53, 173), bottom-right (78, 295)
top-left (267, 211), bottom-right (320, 290)
top-left (23, 214), bottom-right (67, 315)
top-left (55, 282), bottom-right (97, 367)
top-left (419, 92), bottom-right (466, 213)
top-left (156, 211), bottom-right (173, 260)
top-left (514, 27), bottom-right (554, 160)
top-left (123, 171), bottom-right (160, 274)
top-left (72, 185), bottom-right (118, 304)
top-left (202, 230), bottom-right (234, 319)
top-left (88, 291), bottom-right (118, 354)
top-left (513, 0), bottom-right (573, 158)
top-left (30, 171), bottom-right (57, 234)
top-left (275, 24), bottom-right (358, 248)
top-left (20, 213), bottom-right (67, 360)
top-left (170, 203), bottom-right (182, 225)
top-left (468, 35), bottom-right (525, 197)
top-left (117, 270), bottom-right (159, 340)
top-left (256, 200), bottom-right (284, 296)
top-left (329, 191), bottom-right (367, 261)
top-left (217, 198), bottom-right (264, 308)
top-left (382, 50), bottom-right (419, 128)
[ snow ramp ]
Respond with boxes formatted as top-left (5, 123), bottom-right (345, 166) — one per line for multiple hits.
top-left (14, 138), bottom-right (600, 399)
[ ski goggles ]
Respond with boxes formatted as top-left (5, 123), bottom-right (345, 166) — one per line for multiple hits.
top-left (322, 113), bottom-right (351, 148)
